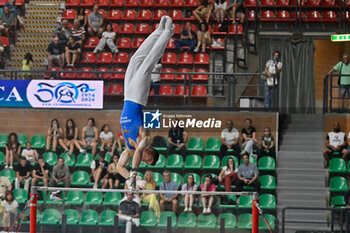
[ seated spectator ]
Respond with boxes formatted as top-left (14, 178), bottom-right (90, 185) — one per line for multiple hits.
top-left (0, 176), bottom-right (12, 199)
top-left (21, 142), bottom-right (38, 163)
top-left (258, 127), bottom-right (275, 158)
top-left (214, 0), bottom-right (227, 23)
top-left (236, 153), bottom-right (260, 192)
top-left (77, 117), bottom-right (99, 157)
top-left (193, 0), bottom-right (213, 23)
top-left (219, 157), bottom-right (237, 194)
top-left (47, 36), bottom-right (64, 69)
top-left (241, 118), bottom-right (258, 156)
top-left (1, 191), bottom-right (18, 232)
top-left (71, 19), bottom-right (86, 46)
top-left (75, 8), bottom-right (87, 28)
top-left (150, 60), bottom-right (162, 106)
top-left (93, 23), bottom-right (118, 55)
top-left (31, 156), bottom-right (50, 187)
top-left (111, 132), bottom-right (125, 155)
top-left (194, 22), bottom-right (211, 53)
top-left (141, 170), bottom-right (160, 218)
top-left (201, 174), bottom-right (216, 214)
top-left (5, 132), bottom-right (21, 169)
top-left (87, 4), bottom-right (104, 37)
top-left (91, 151), bottom-right (109, 189)
top-left (118, 192), bottom-right (140, 233)
top-left (55, 19), bottom-right (71, 46)
top-left (5, 0), bottom-right (23, 26)
top-left (65, 36), bottom-right (81, 67)
top-left (323, 122), bottom-right (348, 166)
top-left (108, 154), bottom-right (125, 189)
top-left (14, 157), bottom-right (32, 193)
top-left (100, 124), bottom-right (113, 155)
top-left (59, 118), bottom-right (80, 156)
top-left (21, 52), bottom-right (33, 79)
top-left (219, 120), bottom-right (240, 158)
top-left (46, 118), bottom-right (62, 152)
top-left (160, 170), bottom-right (178, 213)
top-left (181, 174), bottom-right (198, 212)
top-left (174, 22), bottom-right (197, 52)
top-left (226, 0), bottom-right (245, 24)
top-left (167, 125), bottom-right (187, 157)
top-left (49, 157), bottom-right (70, 187)
top-left (1, 6), bottom-right (15, 38)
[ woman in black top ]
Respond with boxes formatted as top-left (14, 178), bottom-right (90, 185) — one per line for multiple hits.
top-left (241, 118), bottom-right (258, 156)
top-left (75, 8), bottom-right (87, 29)
top-left (65, 36), bottom-right (81, 67)
top-left (5, 132), bottom-right (21, 169)
top-left (58, 119), bottom-right (81, 156)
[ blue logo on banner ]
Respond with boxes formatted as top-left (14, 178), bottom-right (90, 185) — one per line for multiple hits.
top-left (0, 80), bottom-right (30, 107)
top-left (143, 110), bottom-right (162, 129)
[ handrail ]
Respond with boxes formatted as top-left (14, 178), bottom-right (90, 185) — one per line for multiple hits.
top-left (323, 73), bottom-right (350, 113)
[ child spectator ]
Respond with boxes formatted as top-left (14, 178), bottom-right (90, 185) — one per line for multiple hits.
top-left (93, 23), bottom-right (118, 55)
top-left (5, 132), bottom-right (21, 169)
top-left (46, 118), bottom-right (62, 152)
top-left (259, 127), bottom-right (275, 158)
top-left (91, 151), bottom-right (108, 189)
top-left (100, 124), bottom-right (113, 155)
top-left (201, 174), bottom-right (216, 214)
top-left (21, 52), bottom-right (33, 79)
top-left (59, 118), bottom-right (80, 156)
top-left (49, 157), bottom-right (70, 187)
top-left (214, 0), bottom-right (227, 23)
top-left (65, 36), bottom-right (81, 67)
top-left (31, 156), bottom-right (50, 187)
top-left (108, 154), bottom-right (125, 189)
top-left (194, 22), bottom-right (211, 53)
top-left (181, 174), bottom-right (198, 212)
top-left (1, 191), bottom-right (18, 232)
top-left (14, 157), bottom-right (32, 193)
top-left (218, 157), bottom-right (237, 193)
top-left (21, 142), bottom-right (38, 163)
top-left (193, 0), bottom-right (213, 23)
top-left (141, 170), bottom-right (160, 218)
top-left (77, 117), bottom-right (99, 157)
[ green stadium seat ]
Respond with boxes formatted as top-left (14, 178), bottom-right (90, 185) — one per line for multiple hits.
top-left (184, 154), bottom-right (202, 170)
top-left (95, 153), bottom-right (111, 163)
top-left (103, 192), bottom-right (122, 206)
top-left (221, 155), bottom-right (239, 168)
top-left (0, 134), bottom-right (8, 148)
top-left (24, 209), bottom-right (40, 224)
top-left (331, 196), bottom-right (346, 208)
top-left (0, 169), bottom-right (15, 183)
top-left (85, 191), bottom-right (103, 205)
top-left (187, 137), bottom-right (204, 152)
top-left (46, 191), bottom-right (65, 204)
top-left (30, 135), bottom-right (46, 149)
top-left (166, 154), bottom-right (183, 169)
top-left (202, 155), bottom-right (220, 170)
top-left (178, 212), bottom-right (196, 228)
top-left (219, 195), bottom-right (237, 209)
top-left (43, 152), bottom-right (58, 167)
top-left (140, 211), bottom-right (157, 227)
top-left (260, 175), bottom-right (276, 191)
top-left (153, 172), bottom-right (163, 187)
top-left (60, 153), bottom-right (75, 167)
top-left (259, 194), bottom-right (276, 210)
top-left (258, 156), bottom-right (276, 172)
top-left (75, 153), bottom-right (93, 168)
top-left (217, 213), bottom-right (236, 229)
top-left (328, 158), bottom-right (346, 174)
top-left (171, 172), bottom-right (181, 187)
top-left (17, 134), bottom-right (28, 147)
top-left (201, 173), bottom-right (218, 184)
top-left (71, 171), bottom-right (89, 187)
top-left (330, 176), bottom-right (348, 192)
top-left (205, 138), bottom-right (221, 153)
top-left (259, 214), bottom-right (275, 230)
top-left (13, 188), bottom-right (27, 204)
top-left (184, 173), bottom-right (200, 185)
top-left (41, 209), bottom-right (60, 225)
top-left (63, 209), bottom-right (79, 225)
top-left (152, 136), bottom-right (168, 152)
top-left (79, 209), bottom-right (98, 226)
top-left (198, 213), bottom-right (216, 228)
top-left (37, 191), bottom-right (47, 204)
top-left (148, 154), bottom-right (165, 169)
top-left (240, 156), bottom-right (257, 165)
top-left (158, 211), bottom-right (176, 227)
top-left (65, 191), bottom-right (84, 205)
top-left (0, 151), bottom-right (5, 165)
top-left (99, 210), bottom-right (117, 226)
top-left (238, 195), bottom-right (253, 209)
top-left (238, 213), bottom-right (252, 229)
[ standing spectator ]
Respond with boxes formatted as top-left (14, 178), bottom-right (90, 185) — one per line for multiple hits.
top-left (193, 0), bottom-right (213, 23)
top-left (173, 22), bottom-right (197, 51)
top-left (329, 54), bottom-right (350, 110)
top-left (201, 174), bottom-right (216, 214)
top-left (46, 118), bottom-right (62, 152)
top-left (150, 60), bottom-right (162, 106)
top-left (264, 51), bottom-right (282, 108)
top-left (91, 151), bottom-right (109, 189)
top-left (226, 0), bottom-right (245, 24)
top-left (241, 119), bottom-right (258, 156)
top-left (167, 125), bottom-right (188, 157)
top-left (21, 52), bottom-right (33, 79)
top-left (118, 192), bottom-right (140, 233)
top-left (141, 170), bottom-right (160, 218)
top-left (236, 153), bottom-right (260, 192)
top-left (1, 191), bottom-right (18, 232)
top-left (259, 127), bottom-right (275, 158)
top-left (14, 157), bottom-right (32, 193)
top-left (1, 6), bottom-right (15, 38)
top-left (49, 157), bottom-right (70, 187)
top-left (31, 156), bottom-right (50, 187)
top-left (71, 19), bottom-right (86, 46)
top-left (323, 122), bottom-right (348, 166)
top-left (0, 176), bottom-right (12, 199)
top-left (194, 22), bottom-right (211, 53)
top-left (108, 154), bottom-right (125, 189)
top-left (219, 120), bottom-right (240, 158)
top-left (47, 36), bottom-right (64, 69)
top-left (93, 23), bottom-right (118, 54)
top-left (159, 170), bottom-right (178, 213)
top-left (218, 157), bottom-right (237, 203)
top-left (21, 142), bottom-right (38, 163)
top-left (77, 117), bottom-right (99, 157)
top-left (5, 0), bottom-right (24, 26)
top-left (88, 4), bottom-right (104, 37)
top-left (111, 132), bottom-right (125, 155)
top-left (5, 132), bottom-right (21, 169)
top-left (214, 0), bottom-right (227, 23)
top-left (181, 174), bottom-right (198, 212)
top-left (99, 124), bottom-right (113, 155)
top-left (55, 19), bottom-right (72, 46)
top-left (59, 118), bottom-right (80, 156)
top-left (75, 8), bottom-right (88, 29)
top-left (65, 36), bottom-right (81, 67)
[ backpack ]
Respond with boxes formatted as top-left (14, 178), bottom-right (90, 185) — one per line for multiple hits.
top-left (151, 136), bottom-right (167, 147)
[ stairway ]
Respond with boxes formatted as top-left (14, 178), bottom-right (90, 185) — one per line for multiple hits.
top-left (277, 114), bottom-right (329, 233)
top-left (6, 0), bottom-right (64, 72)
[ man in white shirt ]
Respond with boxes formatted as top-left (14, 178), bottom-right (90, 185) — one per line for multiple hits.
top-left (323, 121), bottom-right (348, 167)
top-left (264, 51), bottom-right (282, 108)
top-left (219, 120), bottom-right (240, 158)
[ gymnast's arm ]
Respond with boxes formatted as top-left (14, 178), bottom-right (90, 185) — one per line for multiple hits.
top-left (117, 148), bottom-right (133, 179)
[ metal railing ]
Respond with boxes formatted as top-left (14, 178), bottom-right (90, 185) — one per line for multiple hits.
top-left (323, 73), bottom-right (350, 113)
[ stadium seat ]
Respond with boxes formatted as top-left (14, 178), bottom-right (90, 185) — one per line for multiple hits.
top-left (45, 67), bottom-right (61, 79)
top-left (306, 0), bottom-right (320, 6)
top-left (259, 193), bottom-right (276, 210)
top-left (84, 9), bottom-right (92, 16)
top-left (174, 85), bottom-right (189, 96)
top-left (61, 67), bottom-right (77, 79)
top-left (140, 0), bottom-right (154, 6)
top-left (30, 135), bottom-right (45, 149)
top-left (178, 212), bottom-right (197, 227)
top-left (276, 0), bottom-right (289, 5)
top-left (178, 52), bottom-right (193, 65)
top-left (202, 155), bottom-right (220, 170)
top-left (13, 188), bottom-right (27, 204)
top-left (159, 85), bottom-right (173, 96)
top-left (114, 52), bottom-right (129, 64)
top-left (117, 37), bottom-right (132, 49)
top-left (43, 152), bottom-right (57, 167)
top-left (125, 0), bottom-right (139, 6)
top-left (154, 9), bottom-right (168, 20)
top-left (41, 209), bottom-right (60, 225)
top-left (193, 68), bottom-right (209, 81)
top-left (176, 68), bottom-right (192, 81)
top-left (244, 0), bottom-right (256, 7)
top-left (276, 10), bottom-right (292, 21)
top-left (218, 213), bottom-right (236, 229)
top-left (185, 154), bottom-right (202, 169)
top-left (123, 9), bottom-right (137, 20)
top-left (135, 24), bottom-right (150, 35)
top-left (187, 137), bottom-right (204, 152)
top-left (259, 214), bottom-right (276, 230)
top-left (213, 24), bottom-right (227, 36)
top-left (77, 67), bottom-right (95, 79)
top-left (166, 38), bottom-right (177, 49)
top-left (248, 10), bottom-right (256, 20)
top-left (238, 195), bottom-right (253, 209)
top-left (329, 158), bottom-right (346, 174)
top-left (75, 153), bottom-right (93, 168)
top-left (158, 211), bottom-right (176, 227)
top-left (260, 175), bottom-right (276, 191)
top-left (81, 52), bottom-right (97, 64)
top-left (184, 173), bottom-right (200, 184)
top-left (85, 191), bottom-right (103, 205)
top-left (238, 213), bottom-right (252, 229)
top-left (107, 9), bottom-right (122, 20)
top-left (167, 154), bottom-right (183, 169)
top-left (258, 156), bottom-right (276, 172)
top-left (330, 176), bottom-right (348, 192)
top-left (79, 209), bottom-right (98, 226)
top-left (304, 10), bottom-right (321, 21)
top-left (171, 172), bottom-right (182, 187)
top-left (107, 84), bottom-right (123, 95)
top-left (160, 68), bottom-right (175, 80)
top-left (99, 210), bottom-right (117, 226)
top-left (62, 9), bottom-right (77, 20)
top-left (228, 23), bottom-right (244, 34)
top-left (0, 134), bottom-right (7, 148)
top-left (0, 151), bottom-right (4, 165)
top-left (138, 9), bottom-right (152, 20)
top-left (153, 172), bottom-right (163, 187)
top-left (185, 0), bottom-right (198, 6)
top-left (331, 196), bottom-right (345, 207)
top-left (80, 0), bottom-right (94, 6)
top-left (140, 211), bottom-right (157, 226)
top-left (119, 23), bottom-right (134, 34)
top-left (65, 191), bottom-right (84, 205)
top-left (84, 37), bottom-right (99, 49)
top-left (66, 0), bottom-right (80, 7)
top-left (17, 134), bottom-right (27, 147)
top-left (110, 0), bottom-right (124, 6)
top-left (132, 37), bottom-right (145, 49)
top-left (111, 23), bottom-right (119, 32)
top-left (205, 138), bottom-right (221, 153)
top-left (96, 67), bottom-right (111, 79)
top-left (322, 0), bottom-right (335, 6)
top-left (103, 192), bottom-right (122, 206)
top-left (37, 191), bottom-right (46, 204)
top-left (169, 9), bottom-right (183, 20)
top-left (260, 10), bottom-right (275, 21)
top-left (60, 153), bottom-right (75, 167)
top-left (261, 0), bottom-right (274, 5)
top-left (170, 0), bottom-right (184, 6)
top-left (198, 213), bottom-right (216, 228)
top-left (323, 11), bottom-right (337, 22)
top-left (173, 23), bottom-right (181, 34)
top-left (194, 53), bottom-right (209, 65)
top-left (219, 194), bottom-right (237, 208)
top-left (148, 154), bottom-right (165, 169)
top-left (63, 209), bottom-right (79, 225)
top-left (96, 0), bottom-right (109, 6)
top-left (109, 67), bottom-right (125, 80)
top-left (1, 169), bottom-right (15, 183)
top-left (162, 52), bottom-right (177, 64)
top-left (71, 171), bottom-right (89, 187)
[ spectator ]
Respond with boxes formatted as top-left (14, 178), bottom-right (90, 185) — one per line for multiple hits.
top-left (181, 174), bottom-right (198, 212)
top-left (91, 151), bottom-right (108, 189)
top-left (21, 142), bottom-right (38, 163)
top-left (141, 170), bottom-right (160, 218)
top-left (5, 132), bottom-right (21, 169)
top-left (108, 154), bottom-right (125, 189)
top-left (100, 124), bottom-right (113, 155)
top-left (14, 157), bottom-right (32, 193)
top-left (329, 54), bottom-right (350, 110)
top-left (21, 52), bottom-right (33, 79)
top-left (0, 176), bottom-right (12, 199)
top-left (194, 22), bottom-right (211, 53)
top-left (241, 118), bottom-right (258, 156)
top-left (118, 192), bottom-right (140, 233)
top-left (58, 118), bottom-right (80, 156)
top-left (173, 22), bottom-right (197, 52)
top-left (5, 0), bottom-right (24, 26)
top-left (49, 157), bottom-right (70, 187)
top-left (1, 6), bottom-right (15, 38)
top-left (124, 173), bottom-right (146, 205)
top-left (46, 118), bottom-right (62, 152)
top-left (219, 120), bottom-right (240, 158)
top-left (65, 36), bottom-right (81, 67)
top-left (226, 0), bottom-right (245, 24)
top-left (323, 122), bottom-right (348, 167)
top-left (47, 36), bottom-right (64, 69)
top-left (75, 8), bottom-right (88, 28)
top-left (219, 157), bottom-right (237, 192)
top-left (77, 117), bottom-right (99, 157)
top-left (111, 132), bottom-right (125, 155)
top-left (1, 191), bottom-right (18, 232)
top-left (214, 0), bottom-right (227, 23)
top-left (31, 156), bottom-right (50, 187)
top-left (88, 4), bottom-right (104, 37)
top-left (264, 51), bottom-right (282, 108)
top-left (159, 170), bottom-right (178, 213)
top-left (236, 153), bottom-right (260, 192)
top-left (71, 19), bottom-right (86, 46)
top-left (201, 174), bottom-right (216, 214)
top-left (150, 60), bottom-right (162, 106)
top-left (193, 0), bottom-right (213, 23)
top-left (259, 127), bottom-right (275, 158)
top-left (167, 125), bottom-right (188, 157)
top-left (55, 19), bottom-right (71, 46)
top-left (93, 23), bottom-right (118, 55)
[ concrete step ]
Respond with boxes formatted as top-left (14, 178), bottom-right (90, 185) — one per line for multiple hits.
top-left (280, 138), bottom-right (324, 146)
top-left (276, 186), bottom-right (327, 192)
top-left (284, 128), bottom-right (324, 133)
top-left (278, 161), bottom-right (324, 169)
top-left (25, 10), bottom-right (62, 13)
top-left (279, 156), bottom-right (323, 164)
top-left (278, 150), bottom-right (322, 156)
top-left (279, 145), bottom-right (322, 151)
top-left (16, 37), bottom-right (51, 42)
top-left (286, 123), bottom-right (324, 131)
top-left (281, 132), bottom-right (324, 139)
top-left (278, 199), bottom-right (326, 207)
top-left (278, 192), bottom-right (326, 200)
top-left (276, 167), bottom-right (325, 174)
top-left (278, 172), bottom-right (326, 180)
top-left (277, 179), bottom-right (325, 187)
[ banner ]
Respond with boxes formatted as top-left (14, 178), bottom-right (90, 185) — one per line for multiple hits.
top-left (0, 80), bottom-right (104, 109)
